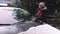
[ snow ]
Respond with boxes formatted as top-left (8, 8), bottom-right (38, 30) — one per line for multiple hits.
top-left (18, 24), bottom-right (60, 34)
top-left (0, 23), bottom-right (59, 34)
top-left (0, 7), bottom-right (19, 24)
top-left (0, 3), bottom-right (7, 6)
top-left (0, 25), bottom-right (18, 34)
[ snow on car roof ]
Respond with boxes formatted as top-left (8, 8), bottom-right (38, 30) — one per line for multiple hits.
top-left (0, 3), bottom-right (7, 6)
top-left (0, 7), bottom-right (21, 10)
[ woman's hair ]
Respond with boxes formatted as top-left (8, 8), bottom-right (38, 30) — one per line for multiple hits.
top-left (39, 2), bottom-right (45, 7)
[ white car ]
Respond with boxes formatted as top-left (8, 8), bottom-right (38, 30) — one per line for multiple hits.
top-left (0, 7), bottom-right (22, 34)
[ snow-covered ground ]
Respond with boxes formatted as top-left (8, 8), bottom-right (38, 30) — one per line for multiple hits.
top-left (18, 24), bottom-right (60, 34)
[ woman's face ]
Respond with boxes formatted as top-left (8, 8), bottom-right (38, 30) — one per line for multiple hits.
top-left (39, 2), bottom-right (45, 9)
top-left (39, 5), bottom-right (42, 8)
top-left (39, 5), bottom-right (44, 9)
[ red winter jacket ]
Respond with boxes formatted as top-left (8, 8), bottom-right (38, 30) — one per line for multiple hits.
top-left (36, 8), bottom-right (44, 19)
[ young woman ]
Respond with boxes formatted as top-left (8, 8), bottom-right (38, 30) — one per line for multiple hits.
top-left (34, 2), bottom-right (47, 24)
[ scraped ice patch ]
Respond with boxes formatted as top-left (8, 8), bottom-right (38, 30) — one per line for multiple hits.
top-left (0, 26), bottom-right (18, 34)
top-left (18, 24), bottom-right (60, 34)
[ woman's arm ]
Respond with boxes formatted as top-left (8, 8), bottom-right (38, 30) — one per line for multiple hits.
top-left (41, 7), bottom-right (47, 10)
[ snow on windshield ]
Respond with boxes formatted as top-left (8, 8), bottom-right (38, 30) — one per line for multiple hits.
top-left (0, 7), bottom-right (19, 24)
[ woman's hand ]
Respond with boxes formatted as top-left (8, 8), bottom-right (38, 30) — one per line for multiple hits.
top-left (41, 7), bottom-right (47, 10)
